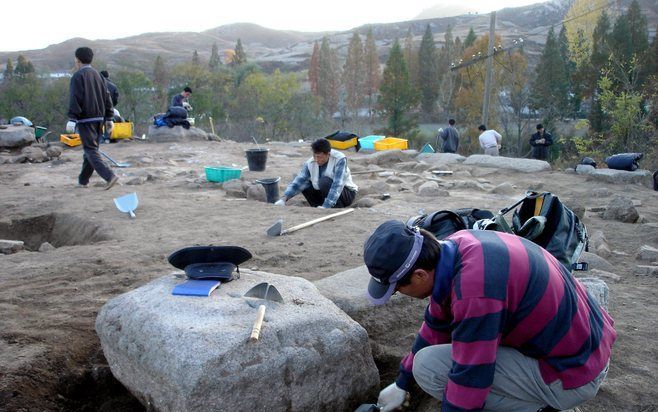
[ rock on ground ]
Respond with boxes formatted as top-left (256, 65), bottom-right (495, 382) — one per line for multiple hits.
top-left (96, 271), bottom-right (379, 412)
top-left (602, 196), bottom-right (639, 223)
top-left (636, 245), bottom-right (658, 262)
top-left (577, 277), bottom-right (610, 311)
top-left (0, 125), bottom-right (35, 149)
top-left (147, 126), bottom-right (210, 142)
top-left (463, 155), bottom-right (551, 173)
top-left (0, 239), bottom-right (24, 254)
top-left (588, 169), bottom-right (653, 187)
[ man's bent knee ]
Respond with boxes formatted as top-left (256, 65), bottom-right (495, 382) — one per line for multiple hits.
top-left (412, 345), bottom-right (452, 399)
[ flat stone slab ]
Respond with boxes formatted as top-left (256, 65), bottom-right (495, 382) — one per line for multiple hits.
top-left (147, 125), bottom-right (210, 142)
top-left (463, 155), bottom-right (551, 173)
top-left (96, 270), bottom-right (379, 412)
top-left (0, 125), bottom-right (35, 149)
top-left (587, 169), bottom-right (653, 187)
top-left (416, 152), bottom-right (466, 164)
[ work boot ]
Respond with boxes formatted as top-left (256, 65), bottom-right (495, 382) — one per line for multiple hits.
top-left (77, 183), bottom-right (88, 188)
top-left (104, 175), bottom-right (119, 190)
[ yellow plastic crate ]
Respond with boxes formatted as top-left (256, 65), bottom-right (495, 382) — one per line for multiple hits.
top-left (328, 137), bottom-right (358, 150)
top-left (374, 137), bottom-right (408, 151)
top-left (60, 133), bottom-right (81, 147)
top-left (111, 122), bottom-right (133, 139)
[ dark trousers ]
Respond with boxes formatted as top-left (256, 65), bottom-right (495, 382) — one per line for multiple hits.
top-left (77, 122), bottom-right (115, 185)
top-left (302, 176), bottom-right (356, 208)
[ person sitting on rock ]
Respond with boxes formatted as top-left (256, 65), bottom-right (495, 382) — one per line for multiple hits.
top-left (363, 220), bottom-right (616, 412)
top-left (171, 86), bottom-right (193, 112)
top-left (276, 138), bottom-right (357, 209)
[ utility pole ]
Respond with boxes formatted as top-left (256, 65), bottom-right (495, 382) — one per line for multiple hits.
top-left (482, 11), bottom-right (496, 126)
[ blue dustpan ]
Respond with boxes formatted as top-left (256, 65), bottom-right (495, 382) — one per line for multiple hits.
top-left (420, 143), bottom-right (435, 153)
top-left (114, 192), bottom-right (139, 218)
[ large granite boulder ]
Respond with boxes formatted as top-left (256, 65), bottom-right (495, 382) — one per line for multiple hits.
top-left (588, 168), bottom-right (653, 187)
top-left (359, 149), bottom-right (416, 166)
top-left (602, 196), bottom-right (639, 223)
top-left (463, 155), bottom-right (551, 173)
top-left (416, 152), bottom-right (466, 165)
top-left (147, 125), bottom-right (210, 142)
top-left (96, 270), bottom-right (379, 412)
top-left (0, 125), bottom-right (35, 149)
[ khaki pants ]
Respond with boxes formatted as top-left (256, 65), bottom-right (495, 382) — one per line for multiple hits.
top-left (412, 344), bottom-right (608, 412)
top-left (484, 146), bottom-right (499, 156)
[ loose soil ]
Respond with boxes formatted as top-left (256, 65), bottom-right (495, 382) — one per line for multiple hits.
top-left (0, 138), bottom-right (656, 411)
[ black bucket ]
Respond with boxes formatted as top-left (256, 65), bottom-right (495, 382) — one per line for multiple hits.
top-left (245, 148), bottom-right (269, 172)
top-left (255, 177), bottom-right (280, 203)
top-left (653, 171), bottom-right (657, 191)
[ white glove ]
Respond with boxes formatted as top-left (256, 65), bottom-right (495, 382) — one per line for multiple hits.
top-left (183, 102), bottom-right (193, 111)
top-left (377, 383), bottom-right (407, 412)
top-left (105, 120), bottom-right (114, 136)
top-left (66, 121), bottom-right (76, 133)
top-left (274, 199), bottom-right (285, 206)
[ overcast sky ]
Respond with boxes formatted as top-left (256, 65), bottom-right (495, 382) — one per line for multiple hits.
top-left (1, 0), bottom-right (544, 52)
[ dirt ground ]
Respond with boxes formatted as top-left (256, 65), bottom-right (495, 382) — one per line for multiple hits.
top-left (0, 137), bottom-right (656, 412)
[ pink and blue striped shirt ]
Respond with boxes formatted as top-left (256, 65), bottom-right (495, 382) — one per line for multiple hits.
top-left (396, 230), bottom-right (616, 411)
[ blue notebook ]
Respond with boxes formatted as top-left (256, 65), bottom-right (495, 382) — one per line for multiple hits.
top-left (172, 280), bottom-right (221, 297)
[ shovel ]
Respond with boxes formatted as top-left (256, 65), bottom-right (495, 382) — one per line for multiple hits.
top-left (100, 150), bottom-right (130, 168)
top-left (243, 282), bottom-right (283, 341)
top-left (267, 208), bottom-right (354, 237)
top-left (114, 192), bottom-right (139, 218)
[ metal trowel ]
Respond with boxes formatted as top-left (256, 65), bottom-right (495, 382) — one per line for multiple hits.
top-left (243, 282), bottom-right (283, 341)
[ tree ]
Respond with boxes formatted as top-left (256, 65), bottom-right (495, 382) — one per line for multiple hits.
top-left (530, 27), bottom-right (570, 128)
top-left (3, 59), bottom-right (13, 83)
top-left (114, 71), bottom-right (154, 123)
top-left (558, 25), bottom-right (579, 117)
top-left (209, 43), bottom-right (222, 71)
top-left (308, 42), bottom-right (320, 96)
top-left (588, 11), bottom-right (611, 94)
top-left (342, 32), bottom-right (364, 117)
top-left (498, 49), bottom-right (532, 156)
top-left (192, 50), bottom-right (200, 66)
top-left (403, 29), bottom-right (418, 88)
top-left (437, 26), bottom-right (459, 118)
top-left (463, 28), bottom-right (477, 49)
top-left (152, 55), bottom-right (168, 112)
top-left (14, 55), bottom-right (35, 78)
top-left (363, 28), bottom-right (381, 120)
top-left (317, 37), bottom-right (340, 116)
top-left (233, 39), bottom-right (247, 66)
top-left (379, 39), bottom-right (418, 137)
top-left (563, 0), bottom-right (606, 67)
top-left (609, 0), bottom-right (649, 84)
top-left (418, 24), bottom-right (439, 117)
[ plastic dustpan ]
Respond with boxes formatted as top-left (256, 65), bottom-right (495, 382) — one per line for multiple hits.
top-left (114, 192), bottom-right (139, 218)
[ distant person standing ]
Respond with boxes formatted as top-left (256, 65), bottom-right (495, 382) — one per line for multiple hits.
top-left (67, 47), bottom-right (118, 190)
top-left (478, 124), bottom-right (502, 156)
top-left (437, 118), bottom-right (460, 154)
top-left (171, 86), bottom-right (193, 112)
top-left (100, 70), bottom-right (119, 107)
top-left (529, 123), bottom-right (553, 160)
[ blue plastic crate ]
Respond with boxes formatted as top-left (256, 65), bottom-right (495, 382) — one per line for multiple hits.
top-left (358, 135), bottom-right (385, 150)
top-left (205, 166), bottom-right (241, 183)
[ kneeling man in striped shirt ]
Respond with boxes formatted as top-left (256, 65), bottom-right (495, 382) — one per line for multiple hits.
top-left (364, 221), bottom-right (616, 412)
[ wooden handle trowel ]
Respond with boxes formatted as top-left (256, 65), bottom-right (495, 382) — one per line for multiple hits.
top-left (243, 282), bottom-right (283, 341)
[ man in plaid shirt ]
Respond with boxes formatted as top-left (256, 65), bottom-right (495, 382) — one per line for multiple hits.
top-left (364, 221), bottom-right (616, 412)
top-left (276, 138), bottom-right (357, 209)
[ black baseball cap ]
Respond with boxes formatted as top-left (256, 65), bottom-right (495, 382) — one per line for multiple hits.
top-left (364, 220), bottom-right (424, 305)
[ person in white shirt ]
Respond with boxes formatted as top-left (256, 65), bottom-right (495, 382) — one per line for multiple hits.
top-left (478, 125), bottom-right (502, 156)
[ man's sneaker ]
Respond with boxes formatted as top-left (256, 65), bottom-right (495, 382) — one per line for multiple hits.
top-left (77, 183), bottom-right (88, 188)
top-left (104, 175), bottom-right (119, 190)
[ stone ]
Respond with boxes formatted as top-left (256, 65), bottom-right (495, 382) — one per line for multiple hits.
top-left (454, 170), bottom-right (472, 178)
top-left (490, 182), bottom-right (515, 195)
top-left (246, 184), bottom-right (267, 202)
top-left (588, 169), bottom-right (653, 188)
top-left (0, 239), bottom-right (24, 254)
top-left (397, 161), bottom-right (430, 173)
top-left (147, 125), bottom-right (209, 142)
top-left (463, 155), bottom-right (551, 173)
top-left (38, 242), bottom-right (56, 252)
top-left (361, 149), bottom-right (415, 166)
top-left (377, 171), bottom-right (395, 177)
top-left (354, 197), bottom-right (377, 208)
top-left (21, 146), bottom-right (48, 163)
top-left (592, 188), bottom-right (611, 197)
top-left (125, 176), bottom-right (148, 186)
top-left (602, 196), bottom-right (639, 223)
top-left (588, 269), bottom-right (621, 282)
top-left (577, 277), bottom-right (610, 310)
top-left (7, 154), bottom-right (27, 164)
top-left (635, 265), bottom-right (658, 277)
top-left (588, 230), bottom-right (611, 258)
top-left (451, 180), bottom-right (486, 191)
top-left (418, 181), bottom-right (441, 197)
top-left (96, 271), bottom-right (379, 412)
top-left (45, 146), bottom-right (62, 158)
top-left (636, 245), bottom-right (658, 262)
top-left (563, 199), bottom-right (586, 220)
top-left (385, 176), bottom-right (404, 184)
top-left (575, 164), bottom-right (595, 174)
top-left (222, 179), bottom-right (247, 198)
top-left (580, 251), bottom-right (615, 273)
top-left (416, 152), bottom-right (466, 165)
top-left (0, 125), bottom-right (35, 149)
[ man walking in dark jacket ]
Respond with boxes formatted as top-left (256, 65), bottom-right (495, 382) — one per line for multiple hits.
top-left (530, 124), bottom-right (553, 160)
top-left (437, 118), bottom-right (459, 153)
top-left (67, 47), bottom-right (118, 190)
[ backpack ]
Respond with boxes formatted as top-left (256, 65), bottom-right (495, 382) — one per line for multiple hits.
top-left (406, 208), bottom-right (495, 240)
top-left (475, 191), bottom-right (588, 271)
